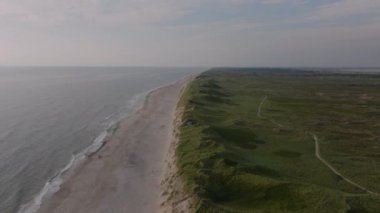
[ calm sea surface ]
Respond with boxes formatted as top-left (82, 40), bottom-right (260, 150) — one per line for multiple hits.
top-left (0, 67), bottom-right (202, 213)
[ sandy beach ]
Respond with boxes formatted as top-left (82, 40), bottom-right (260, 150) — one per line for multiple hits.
top-left (38, 78), bottom-right (189, 213)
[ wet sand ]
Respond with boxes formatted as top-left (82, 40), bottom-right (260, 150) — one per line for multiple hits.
top-left (38, 78), bottom-right (189, 213)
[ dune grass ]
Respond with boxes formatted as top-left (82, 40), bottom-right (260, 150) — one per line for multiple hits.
top-left (176, 68), bottom-right (380, 212)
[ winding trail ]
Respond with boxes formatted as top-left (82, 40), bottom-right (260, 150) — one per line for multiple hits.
top-left (257, 96), bottom-right (378, 196)
top-left (310, 133), bottom-right (378, 196)
top-left (257, 96), bottom-right (283, 128)
top-left (257, 96), bottom-right (267, 118)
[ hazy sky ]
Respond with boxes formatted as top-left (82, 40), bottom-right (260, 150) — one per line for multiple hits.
top-left (0, 0), bottom-right (379, 67)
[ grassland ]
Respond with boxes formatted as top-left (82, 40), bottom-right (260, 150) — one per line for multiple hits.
top-left (176, 68), bottom-right (380, 212)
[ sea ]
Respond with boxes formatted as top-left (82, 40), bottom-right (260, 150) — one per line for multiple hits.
top-left (0, 66), bottom-right (202, 213)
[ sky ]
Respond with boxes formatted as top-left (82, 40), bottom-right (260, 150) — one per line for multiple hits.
top-left (0, 0), bottom-right (379, 67)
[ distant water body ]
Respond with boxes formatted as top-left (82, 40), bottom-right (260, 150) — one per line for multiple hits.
top-left (0, 67), bottom-right (202, 213)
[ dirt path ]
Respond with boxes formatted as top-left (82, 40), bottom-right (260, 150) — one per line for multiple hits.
top-left (257, 96), bottom-right (378, 196)
top-left (257, 96), bottom-right (267, 118)
top-left (310, 133), bottom-right (378, 195)
top-left (257, 96), bottom-right (283, 128)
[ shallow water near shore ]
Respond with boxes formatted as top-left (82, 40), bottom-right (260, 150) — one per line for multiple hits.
top-left (0, 66), bottom-right (201, 213)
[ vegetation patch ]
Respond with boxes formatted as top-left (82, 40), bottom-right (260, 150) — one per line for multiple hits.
top-left (274, 149), bottom-right (302, 158)
top-left (242, 165), bottom-right (280, 177)
top-left (177, 68), bottom-right (380, 212)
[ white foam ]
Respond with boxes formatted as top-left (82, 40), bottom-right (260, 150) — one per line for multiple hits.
top-left (18, 155), bottom-right (75, 213)
top-left (18, 122), bottom-right (119, 213)
top-left (17, 82), bottom-right (179, 213)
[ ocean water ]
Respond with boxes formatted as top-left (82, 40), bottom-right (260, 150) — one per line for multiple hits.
top-left (0, 67), bottom-right (202, 213)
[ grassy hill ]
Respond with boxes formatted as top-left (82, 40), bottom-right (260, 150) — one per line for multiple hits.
top-left (176, 68), bottom-right (380, 212)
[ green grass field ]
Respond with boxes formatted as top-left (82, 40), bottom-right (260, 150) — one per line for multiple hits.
top-left (176, 68), bottom-right (380, 212)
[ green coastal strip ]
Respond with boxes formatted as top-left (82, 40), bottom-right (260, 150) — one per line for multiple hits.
top-left (176, 68), bottom-right (380, 213)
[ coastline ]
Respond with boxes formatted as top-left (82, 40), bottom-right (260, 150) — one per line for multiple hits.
top-left (33, 77), bottom-right (191, 213)
top-left (159, 85), bottom-right (195, 213)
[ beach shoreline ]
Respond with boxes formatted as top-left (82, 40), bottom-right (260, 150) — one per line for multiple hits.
top-left (35, 77), bottom-right (191, 213)
top-left (158, 104), bottom-right (195, 213)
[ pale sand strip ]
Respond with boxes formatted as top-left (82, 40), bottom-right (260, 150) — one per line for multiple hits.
top-left (38, 78), bottom-right (190, 213)
top-left (159, 105), bottom-right (194, 213)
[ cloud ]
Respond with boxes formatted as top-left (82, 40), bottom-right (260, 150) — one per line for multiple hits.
top-left (308, 0), bottom-right (380, 21)
top-left (0, 0), bottom-right (193, 25)
top-left (1, 0), bottom-right (379, 67)
top-left (259, 0), bottom-right (306, 5)
top-left (0, 0), bottom-right (307, 26)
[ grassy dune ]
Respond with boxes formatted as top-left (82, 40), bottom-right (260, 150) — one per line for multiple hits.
top-left (176, 68), bottom-right (380, 212)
